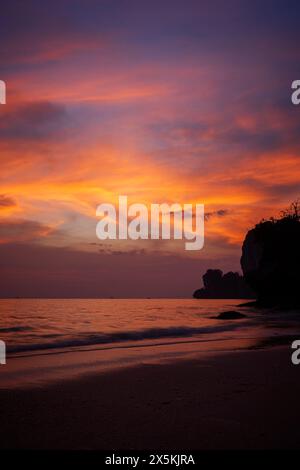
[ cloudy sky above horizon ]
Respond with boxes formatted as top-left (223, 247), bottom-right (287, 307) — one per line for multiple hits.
top-left (0, 0), bottom-right (300, 297)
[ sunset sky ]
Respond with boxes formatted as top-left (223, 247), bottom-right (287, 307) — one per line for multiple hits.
top-left (0, 0), bottom-right (300, 297)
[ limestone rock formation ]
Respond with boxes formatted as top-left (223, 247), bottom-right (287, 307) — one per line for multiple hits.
top-left (241, 202), bottom-right (300, 307)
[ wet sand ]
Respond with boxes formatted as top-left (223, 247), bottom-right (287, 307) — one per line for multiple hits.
top-left (0, 345), bottom-right (299, 449)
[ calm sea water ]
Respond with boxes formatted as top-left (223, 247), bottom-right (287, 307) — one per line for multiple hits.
top-left (0, 298), bottom-right (298, 357)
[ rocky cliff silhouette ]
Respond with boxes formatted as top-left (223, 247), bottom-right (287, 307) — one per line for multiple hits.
top-left (193, 200), bottom-right (300, 305)
top-left (193, 269), bottom-right (254, 299)
top-left (241, 200), bottom-right (300, 307)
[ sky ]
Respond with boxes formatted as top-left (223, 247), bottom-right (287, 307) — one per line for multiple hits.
top-left (0, 0), bottom-right (300, 297)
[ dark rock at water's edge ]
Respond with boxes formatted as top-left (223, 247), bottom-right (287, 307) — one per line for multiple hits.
top-left (193, 269), bottom-right (255, 299)
top-left (217, 310), bottom-right (246, 320)
top-left (241, 200), bottom-right (300, 308)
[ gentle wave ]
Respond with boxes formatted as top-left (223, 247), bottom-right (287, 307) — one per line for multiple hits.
top-left (0, 326), bottom-right (32, 333)
top-left (7, 322), bottom-right (246, 354)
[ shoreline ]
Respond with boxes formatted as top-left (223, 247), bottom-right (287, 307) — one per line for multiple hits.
top-left (1, 344), bottom-right (299, 449)
top-left (1, 330), bottom-right (269, 390)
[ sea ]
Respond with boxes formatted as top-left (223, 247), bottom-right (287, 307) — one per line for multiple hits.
top-left (0, 299), bottom-right (299, 388)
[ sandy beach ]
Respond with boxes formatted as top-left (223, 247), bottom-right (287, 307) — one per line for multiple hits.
top-left (0, 344), bottom-right (299, 450)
